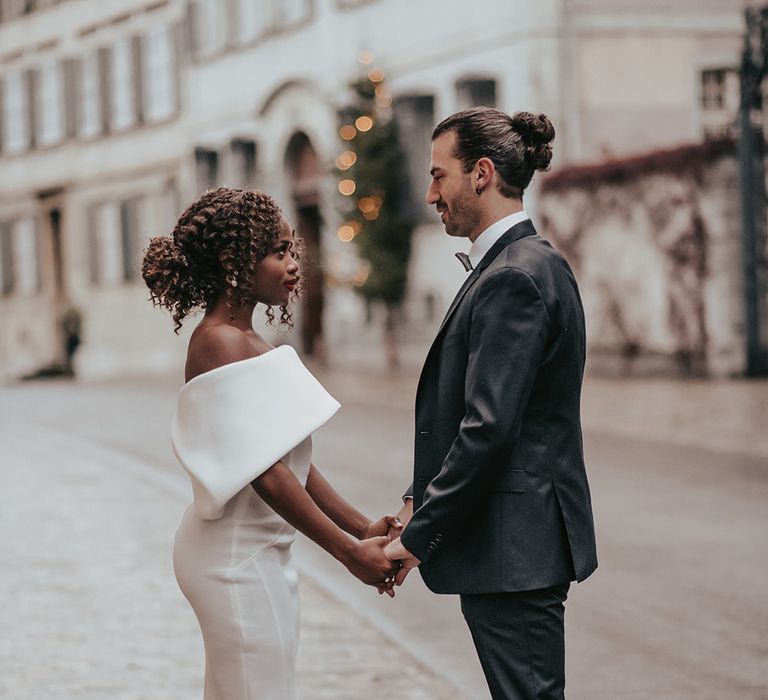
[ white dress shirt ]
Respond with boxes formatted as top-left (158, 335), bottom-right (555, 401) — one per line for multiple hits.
top-left (468, 210), bottom-right (530, 269)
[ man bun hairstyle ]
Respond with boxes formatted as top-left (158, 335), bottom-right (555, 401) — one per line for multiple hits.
top-left (432, 107), bottom-right (555, 198)
top-left (142, 187), bottom-right (293, 333)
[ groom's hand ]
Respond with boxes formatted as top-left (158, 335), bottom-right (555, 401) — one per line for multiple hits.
top-left (384, 537), bottom-right (420, 587)
top-left (362, 514), bottom-right (403, 541)
top-left (387, 499), bottom-right (413, 540)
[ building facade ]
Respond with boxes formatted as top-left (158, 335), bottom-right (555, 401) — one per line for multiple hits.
top-left (0, 0), bottom-right (749, 380)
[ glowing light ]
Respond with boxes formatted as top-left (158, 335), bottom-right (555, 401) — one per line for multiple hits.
top-left (339, 125), bottom-right (357, 141)
top-left (335, 150), bottom-right (357, 170)
top-left (338, 179), bottom-right (356, 196)
top-left (358, 51), bottom-right (375, 65)
top-left (352, 267), bottom-right (370, 287)
top-left (362, 209), bottom-right (379, 221)
top-left (355, 115), bottom-right (374, 132)
top-left (358, 197), bottom-right (376, 213)
top-left (337, 225), bottom-right (355, 242)
top-left (350, 220), bottom-right (363, 234)
top-left (368, 69), bottom-right (385, 83)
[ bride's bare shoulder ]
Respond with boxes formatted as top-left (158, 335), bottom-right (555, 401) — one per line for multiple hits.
top-left (185, 323), bottom-right (259, 382)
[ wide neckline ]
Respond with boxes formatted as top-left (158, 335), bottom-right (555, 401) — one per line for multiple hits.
top-left (180, 344), bottom-right (297, 392)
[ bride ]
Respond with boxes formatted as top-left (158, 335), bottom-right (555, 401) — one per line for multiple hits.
top-left (142, 187), bottom-right (400, 699)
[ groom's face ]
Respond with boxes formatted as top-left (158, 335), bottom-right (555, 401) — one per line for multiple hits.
top-left (427, 130), bottom-right (477, 239)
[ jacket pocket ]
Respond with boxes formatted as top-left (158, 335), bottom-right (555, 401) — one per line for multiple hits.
top-left (497, 469), bottom-right (526, 493)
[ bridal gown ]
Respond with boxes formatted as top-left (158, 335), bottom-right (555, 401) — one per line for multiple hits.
top-left (171, 346), bottom-right (340, 700)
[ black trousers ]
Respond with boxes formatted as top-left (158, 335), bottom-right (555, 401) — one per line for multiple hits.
top-left (460, 583), bottom-right (570, 700)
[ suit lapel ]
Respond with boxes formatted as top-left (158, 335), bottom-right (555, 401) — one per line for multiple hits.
top-left (434, 219), bottom-right (537, 337)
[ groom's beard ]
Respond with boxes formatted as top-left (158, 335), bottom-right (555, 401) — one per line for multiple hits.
top-left (440, 178), bottom-right (478, 239)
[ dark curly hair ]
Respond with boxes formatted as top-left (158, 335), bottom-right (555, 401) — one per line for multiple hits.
top-left (142, 187), bottom-right (300, 333)
top-left (432, 107), bottom-right (555, 198)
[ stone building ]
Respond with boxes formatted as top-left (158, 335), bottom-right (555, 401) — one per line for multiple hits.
top-left (0, 0), bottom-right (749, 380)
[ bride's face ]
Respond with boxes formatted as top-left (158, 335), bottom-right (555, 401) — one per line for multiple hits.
top-left (250, 218), bottom-right (300, 307)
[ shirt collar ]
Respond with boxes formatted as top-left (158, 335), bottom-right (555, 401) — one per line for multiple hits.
top-left (468, 210), bottom-right (530, 269)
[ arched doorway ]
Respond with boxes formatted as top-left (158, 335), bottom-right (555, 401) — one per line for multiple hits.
top-left (284, 132), bottom-right (324, 359)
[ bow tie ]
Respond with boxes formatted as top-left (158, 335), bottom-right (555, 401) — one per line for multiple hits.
top-left (455, 252), bottom-right (473, 271)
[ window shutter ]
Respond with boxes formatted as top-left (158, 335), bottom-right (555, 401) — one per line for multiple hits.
top-left (97, 46), bottom-right (112, 134)
top-left (63, 57), bottom-right (79, 140)
top-left (171, 21), bottom-right (184, 116)
top-left (24, 67), bottom-right (38, 149)
top-left (131, 35), bottom-right (144, 125)
top-left (0, 75), bottom-right (5, 156)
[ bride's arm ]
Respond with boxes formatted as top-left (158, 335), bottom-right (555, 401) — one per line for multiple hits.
top-left (304, 464), bottom-right (400, 540)
top-left (251, 462), bottom-right (395, 587)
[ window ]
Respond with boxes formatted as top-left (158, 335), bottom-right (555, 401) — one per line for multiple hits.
top-left (701, 69), bottom-right (727, 110)
top-left (89, 202), bottom-right (123, 286)
top-left (393, 94), bottom-right (435, 222)
top-left (159, 179), bottom-right (180, 232)
top-left (12, 217), bottom-right (39, 294)
top-left (119, 196), bottom-right (145, 282)
top-left (143, 25), bottom-right (176, 122)
top-left (456, 78), bottom-right (497, 110)
top-left (2, 70), bottom-right (30, 154)
top-left (230, 138), bottom-right (257, 187)
top-left (37, 58), bottom-right (65, 147)
top-left (700, 68), bottom-right (738, 139)
top-left (79, 51), bottom-right (102, 139)
top-left (274, 0), bottom-right (311, 27)
top-left (237, 0), bottom-right (270, 44)
top-left (1, 0), bottom-right (32, 21)
top-left (194, 0), bottom-right (228, 57)
top-left (0, 221), bottom-right (14, 295)
top-left (195, 147), bottom-right (219, 192)
top-left (110, 37), bottom-right (137, 132)
top-left (336, 0), bottom-right (376, 8)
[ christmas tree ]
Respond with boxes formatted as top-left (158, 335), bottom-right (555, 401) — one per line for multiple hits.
top-left (335, 69), bottom-right (414, 368)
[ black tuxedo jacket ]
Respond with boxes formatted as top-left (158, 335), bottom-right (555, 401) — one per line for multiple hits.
top-left (400, 220), bottom-right (598, 594)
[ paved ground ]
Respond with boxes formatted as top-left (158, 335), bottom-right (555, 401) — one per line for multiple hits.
top-left (1, 411), bottom-right (460, 700)
top-left (2, 368), bottom-right (767, 699)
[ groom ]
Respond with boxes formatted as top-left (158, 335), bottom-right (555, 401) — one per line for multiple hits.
top-left (384, 108), bottom-right (598, 699)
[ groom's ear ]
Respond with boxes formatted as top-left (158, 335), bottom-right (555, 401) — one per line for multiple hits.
top-left (474, 157), bottom-right (495, 189)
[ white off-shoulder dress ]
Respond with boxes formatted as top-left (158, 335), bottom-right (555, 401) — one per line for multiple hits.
top-left (171, 346), bottom-right (339, 700)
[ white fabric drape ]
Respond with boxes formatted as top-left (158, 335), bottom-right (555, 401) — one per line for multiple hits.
top-left (172, 345), bottom-right (340, 519)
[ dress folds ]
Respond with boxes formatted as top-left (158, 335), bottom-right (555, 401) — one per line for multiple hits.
top-left (172, 344), bottom-right (340, 520)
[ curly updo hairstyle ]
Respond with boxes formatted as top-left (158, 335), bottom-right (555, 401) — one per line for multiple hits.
top-left (142, 187), bottom-right (297, 333)
top-left (432, 107), bottom-right (555, 198)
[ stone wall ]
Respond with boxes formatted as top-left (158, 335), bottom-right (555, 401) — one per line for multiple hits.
top-left (540, 139), bottom-right (746, 377)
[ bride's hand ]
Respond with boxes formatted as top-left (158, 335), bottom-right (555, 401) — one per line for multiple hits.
top-left (360, 515), bottom-right (402, 541)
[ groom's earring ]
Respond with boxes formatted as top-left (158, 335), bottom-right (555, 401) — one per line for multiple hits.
top-left (475, 184), bottom-right (484, 196)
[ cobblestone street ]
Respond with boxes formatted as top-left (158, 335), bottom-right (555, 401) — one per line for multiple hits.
top-left (2, 420), bottom-right (459, 700)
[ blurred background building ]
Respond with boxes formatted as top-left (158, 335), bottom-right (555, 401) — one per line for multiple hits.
top-left (0, 0), bottom-right (757, 381)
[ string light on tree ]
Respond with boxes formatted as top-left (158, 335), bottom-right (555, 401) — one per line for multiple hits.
top-left (338, 179), bottom-right (356, 196)
top-left (335, 150), bottom-right (357, 170)
top-left (358, 50), bottom-right (375, 65)
top-left (355, 115), bottom-right (374, 132)
top-left (333, 64), bottom-right (415, 369)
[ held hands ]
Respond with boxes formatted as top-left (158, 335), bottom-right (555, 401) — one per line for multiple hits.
top-left (343, 536), bottom-right (400, 596)
top-left (361, 514), bottom-right (403, 541)
top-left (384, 537), bottom-right (421, 587)
top-left (351, 504), bottom-right (419, 597)
top-left (359, 514), bottom-right (403, 597)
